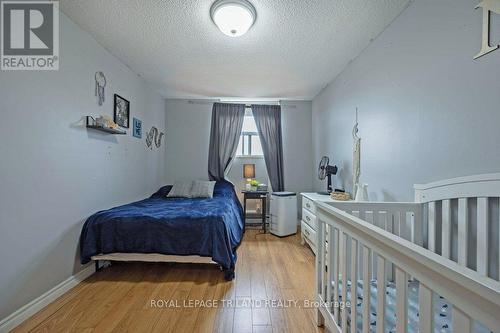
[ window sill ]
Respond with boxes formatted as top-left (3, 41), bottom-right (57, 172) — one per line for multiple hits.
top-left (236, 155), bottom-right (264, 159)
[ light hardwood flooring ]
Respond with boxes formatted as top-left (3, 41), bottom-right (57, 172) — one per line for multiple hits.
top-left (12, 229), bottom-right (325, 333)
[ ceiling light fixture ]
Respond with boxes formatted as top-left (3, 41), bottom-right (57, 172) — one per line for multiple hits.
top-left (210, 0), bottom-right (256, 37)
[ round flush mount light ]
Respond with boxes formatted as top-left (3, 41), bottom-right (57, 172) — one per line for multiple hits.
top-left (210, 0), bottom-right (256, 37)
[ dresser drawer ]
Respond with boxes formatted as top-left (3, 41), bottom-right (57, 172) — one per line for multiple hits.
top-left (302, 196), bottom-right (316, 214)
top-left (301, 220), bottom-right (317, 250)
top-left (302, 208), bottom-right (317, 230)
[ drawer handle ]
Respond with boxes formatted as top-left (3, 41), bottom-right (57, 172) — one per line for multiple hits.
top-left (304, 229), bottom-right (310, 236)
top-left (306, 216), bottom-right (311, 221)
top-left (306, 203), bottom-right (311, 208)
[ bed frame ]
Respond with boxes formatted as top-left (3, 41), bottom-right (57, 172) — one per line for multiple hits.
top-left (315, 173), bottom-right (500, 333)
top-left (92, 253), bottom-right (216, 271)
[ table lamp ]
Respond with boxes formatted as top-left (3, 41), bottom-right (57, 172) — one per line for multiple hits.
top-left (243, 164), bottom-right (255, 190)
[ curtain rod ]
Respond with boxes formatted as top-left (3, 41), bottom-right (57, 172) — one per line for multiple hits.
top-left (220, 100), bottom-right (280, 106)
top-left (187, 100), bottom-right (277, 107)
top-left (186, 99), bottom-right (303, 108)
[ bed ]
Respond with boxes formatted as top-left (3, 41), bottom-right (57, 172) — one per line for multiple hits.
top-left (314, 173), bottom-right (500, 333)
top-left (79, 180), bottom-right (244, 280)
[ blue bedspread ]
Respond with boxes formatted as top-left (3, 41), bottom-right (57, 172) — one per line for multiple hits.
top-left (80, 181), bottom-right (243, 280)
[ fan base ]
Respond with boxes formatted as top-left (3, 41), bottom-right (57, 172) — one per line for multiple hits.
top-left (316, 191), bottom-right (331, 195)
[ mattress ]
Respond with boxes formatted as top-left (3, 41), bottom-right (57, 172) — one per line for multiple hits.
top-left (334, 279), bottom-right (491, 333)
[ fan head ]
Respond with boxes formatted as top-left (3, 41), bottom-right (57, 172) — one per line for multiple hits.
top-left (318, 156), bottom-right (329, 180)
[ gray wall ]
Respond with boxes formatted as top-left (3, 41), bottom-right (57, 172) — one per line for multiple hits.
top-left (0, 14), bottom-right (166, 320)
top-left (165, 99), bottom-right (313, 215)
top-left (312, 0), bottom-right (500, 201)
top-left (164, 100), bottom-right (213, 182)
top-left (281, 101), bottom-right (315, 203)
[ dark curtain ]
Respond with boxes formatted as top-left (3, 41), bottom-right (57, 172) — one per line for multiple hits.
top-left (251, 104), bottom-right (285, 192)
top-left (208, 102), bottom-right (245, 181)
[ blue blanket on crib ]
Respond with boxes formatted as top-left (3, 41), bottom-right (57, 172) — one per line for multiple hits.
top-left (79, 181), bottom-right (243, 280)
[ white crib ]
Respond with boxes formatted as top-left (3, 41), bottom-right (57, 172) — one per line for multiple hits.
top-left (315, 173), bottom-right (500, 333)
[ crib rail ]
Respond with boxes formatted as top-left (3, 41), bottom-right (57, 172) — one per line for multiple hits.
top-left (330, 202), bottom-right (423, 246)
top-left (315, 201), bottom-right (500, 333)
top-left (415, 174), bottom-right (500, 280)
top-left (330, 201), bottom-right (423, 282)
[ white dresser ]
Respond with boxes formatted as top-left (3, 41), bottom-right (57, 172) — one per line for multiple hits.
top-left (300, 193), bottom-right (335, 254)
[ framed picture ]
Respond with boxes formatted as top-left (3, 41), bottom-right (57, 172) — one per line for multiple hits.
top-left (114, 94), bottom-right (130, 128)
top-left (133, 118), bottom-right (142, 138)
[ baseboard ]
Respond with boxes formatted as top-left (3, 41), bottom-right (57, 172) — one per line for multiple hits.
top-left (0, 265), bottom-right (95, 333)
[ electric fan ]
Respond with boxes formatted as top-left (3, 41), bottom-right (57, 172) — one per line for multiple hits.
top-left (317, 156), bottom-right (338, 195)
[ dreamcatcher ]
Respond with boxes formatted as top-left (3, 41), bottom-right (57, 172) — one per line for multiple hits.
top-left (95, 71), bottom-right (106, 106)
top-left (352, 108), bottom-right (361, 198)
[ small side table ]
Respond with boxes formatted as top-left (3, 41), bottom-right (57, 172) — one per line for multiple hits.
top-left (242, 190), bottom-right (268, 233)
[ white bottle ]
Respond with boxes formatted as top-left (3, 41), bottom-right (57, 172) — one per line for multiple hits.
top-left (355, 183), bottom-right (369, 201)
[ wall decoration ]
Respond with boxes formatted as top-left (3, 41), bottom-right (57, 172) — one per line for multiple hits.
top-left (113, 94), bottom-right (130, 128)
top-left (146, 126), bottom-right (165, 150)
top-left (474, 0), bottom-right (500, 59)
top-left (352, 108), bottom-right (361, 199)
top-left (133, 118), bottom-right (142, 138)
top-left (94, 71), bottom-right (106, 106)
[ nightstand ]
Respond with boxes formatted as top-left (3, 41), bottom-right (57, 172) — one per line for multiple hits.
top-left (241, 190), bottom-right (268, 233)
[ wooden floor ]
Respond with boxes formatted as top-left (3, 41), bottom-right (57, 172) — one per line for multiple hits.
top-left (13, 230), bottom-right (325, 333)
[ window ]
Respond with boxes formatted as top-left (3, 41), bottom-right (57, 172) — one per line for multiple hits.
top-left (237, 110), bottom-right (263, 156)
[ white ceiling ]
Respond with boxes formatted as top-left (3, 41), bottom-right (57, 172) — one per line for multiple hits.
top-left (60, 0), bottom-right (410, 99)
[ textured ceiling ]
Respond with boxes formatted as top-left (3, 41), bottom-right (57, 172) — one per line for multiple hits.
top-left (60, 0), bottom-right (410, 99)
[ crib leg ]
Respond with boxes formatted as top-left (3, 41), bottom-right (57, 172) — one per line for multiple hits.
top-left (95, 260), bottom-right (101, 272)
top-left (316, 308), bottom-right (324, 326)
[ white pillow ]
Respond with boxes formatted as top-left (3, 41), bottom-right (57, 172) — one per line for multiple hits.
top-left (190, 180), bottom-right (216, 198)
top-left (167, 181), bottom-right (193, 198)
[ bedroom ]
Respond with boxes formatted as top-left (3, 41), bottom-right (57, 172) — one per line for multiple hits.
top-left (0, 0), bottom-right (499, 332)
